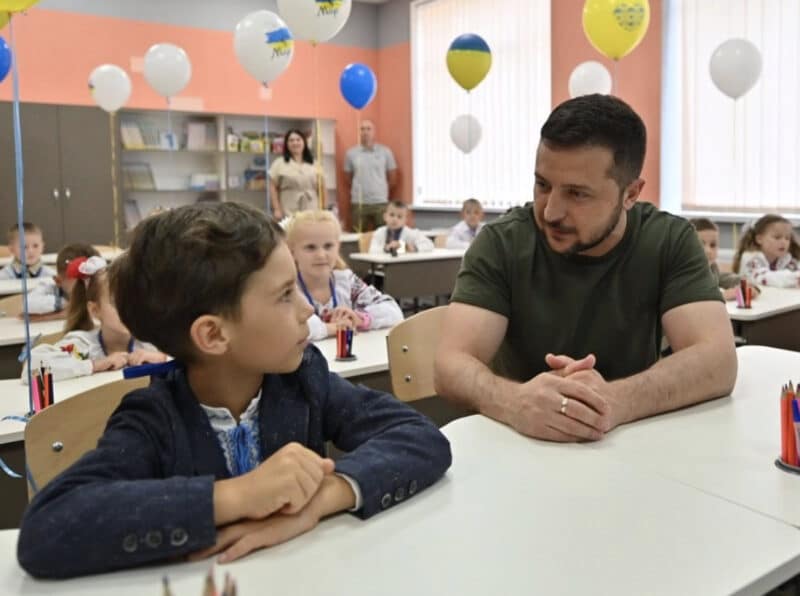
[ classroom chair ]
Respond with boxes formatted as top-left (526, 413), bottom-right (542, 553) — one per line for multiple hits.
top-left (434, 234), bottom-right (448, 249)
top-left (0, 293), bottom-right (22, 318)
top-left (35, 330), bottom-right (66, 347)
top-left (357, 231), bottom-right (373, 253)
top-left (0, 246), bottom-right (9, 258)
top-left (23, 376), bottom-right (149, 498)
top-left (386, 306), bottom-right (446, 402)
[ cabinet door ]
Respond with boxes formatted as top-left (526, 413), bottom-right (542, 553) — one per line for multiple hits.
top-left (58, 105), bottom-right (118, 246)
top-left (0, 102), bottom-right (65, 248)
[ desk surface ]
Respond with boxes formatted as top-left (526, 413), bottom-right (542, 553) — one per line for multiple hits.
top-left (1, 415), bottom-right (799, 594)
top-left (0, 317), bottom-right (63, 347)
top-left (597, 345), bottom-right (800, 527)
top-left (727, 286), bottom-right (800, 321)
top-left (0, 329), bottom-right (390, 446)
top-left (0, 248), bottom-right (124, 268)
top-left (348, 248), bottom-right (465, 264)
top-left (0, 279), bottom-right (51, 298)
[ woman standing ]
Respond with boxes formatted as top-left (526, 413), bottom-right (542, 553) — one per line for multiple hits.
top-left (268, 129), bottom-right (325, 219)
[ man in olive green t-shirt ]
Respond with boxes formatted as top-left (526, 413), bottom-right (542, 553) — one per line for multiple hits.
top-left (434, 95), bottom-right (737, 443)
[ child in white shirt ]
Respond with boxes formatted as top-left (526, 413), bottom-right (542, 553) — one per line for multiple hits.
top-left (26, 243), bottom-right (100, 317)
top-left (446, 198), bottom-right (485, 249)
top-left (24, 256), bottom-right (167, 381)
top-left (0, 222), bottom-right (56, 280)
top-left (733, 214), bottom-right (800, 288)
top-left (369, 201), bottom-right (434, 255)
top-left (286, 210), bottom-right (403, 341)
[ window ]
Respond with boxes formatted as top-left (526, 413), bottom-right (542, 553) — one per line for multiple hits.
top-left (662, 0), bottom-right (800, 215)
top-left (411, 0), bottom-right (551, 211)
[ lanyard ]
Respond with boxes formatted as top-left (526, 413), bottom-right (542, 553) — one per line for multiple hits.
top-left (98, 330), bottom-right (135, 356)
top-left (297, 273), bottom-right (337, 316)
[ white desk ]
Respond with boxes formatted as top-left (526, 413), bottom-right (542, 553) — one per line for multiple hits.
top-left (1, 416), bottom-right (800, 595)
top-left (0, 317), bottom-right (63, 348)
top-left (349, 248), bottom-right (465, 301)
top-left (726, 286), bottom-right (800, 350)
top-left (0, 279), bottom-right (51, 297)
top-left (316, 327), bottom-right (389, 379)
top-left (596, 345), bottom-right (800, 528)
top-left (0, 248), bottom-right (125, 268)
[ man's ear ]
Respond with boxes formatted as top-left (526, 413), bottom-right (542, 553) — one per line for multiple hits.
top-left (622, 178), bottom-right (645, 210)
top-left (189, 314), bottom-right (230, 357)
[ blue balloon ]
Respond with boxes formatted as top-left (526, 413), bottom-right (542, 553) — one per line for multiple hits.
top-left (339, 63), bottom-right (376, 110)
top-left (0, 37), bottom-right (10, 84)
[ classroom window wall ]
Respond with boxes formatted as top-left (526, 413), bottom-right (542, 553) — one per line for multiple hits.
top-left (410, 0), bottom-right (551, 212)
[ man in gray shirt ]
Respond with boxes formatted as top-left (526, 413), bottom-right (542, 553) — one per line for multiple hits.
top-left (344, 120), bottom-right (398, 231)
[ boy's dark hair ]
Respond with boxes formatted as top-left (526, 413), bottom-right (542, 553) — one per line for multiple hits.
top-left (55, 243), bottom-right (100, 276)
top-left (387, 200), bottom-right (407, 211)
top-left (462, 198), bottom-right (483, 211)
top-left (109, 202), bottom-right (285, 363)
top-left (688, 218), bottom-right (718, 233)
top-left (282, 128), bottom-right (313, 165)
top-left (540, 94), bottom-right (646, 189)
top-left (7, 222), bottom-right (41, 243)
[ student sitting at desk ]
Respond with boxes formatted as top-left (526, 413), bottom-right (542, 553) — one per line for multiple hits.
top-left (17, 202), bottom-right (451, 579)
top-left (733, 214), bottom-right (800, 288)
top-left (0, 222), bottom-right (56, 280)
top-left (25, 243), bottom-right (100, 318)
top-left (446, 198), bottom-right (485, 249)
top-left (690, 218), bottom-right (759, 301)
top-left (23, 256), bottom-right (166, 381)
top-left (369, 200), bottom-right (434, 255)
top-left (286, 210), bottom-right (403, 340)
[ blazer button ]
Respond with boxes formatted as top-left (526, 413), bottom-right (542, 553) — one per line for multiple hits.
top-left (145, 530), bottom-right (163, 549)
top-left (394, 487), bottom-right (406, 502)
top-left (122, 533), bottom-right (138, 553)
top-left (170, 528), bottom-right (188, 547)
top-left (380, 493), bottom-right (392, 509)
top-left (409, 480), bottom-right (418, 495)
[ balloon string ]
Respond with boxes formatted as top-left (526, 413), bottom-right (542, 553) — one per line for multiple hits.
top-left (264, 112), bottom-right (271, 215)
top-left (109, 111), bottom-right (120, 247)
top-left (313, 44), bottom-right (323, 210)
top-left (9, 16), bottom-right (34, 415)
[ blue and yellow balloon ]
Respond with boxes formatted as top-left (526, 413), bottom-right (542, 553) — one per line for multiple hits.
top-left (583, 0), bottom-right (650, 61)
top-left (446, 33), bottom-right (491, 92)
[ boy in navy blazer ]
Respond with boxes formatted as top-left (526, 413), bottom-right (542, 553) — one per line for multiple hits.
top-left (17, 202), bottom-right (452, 579)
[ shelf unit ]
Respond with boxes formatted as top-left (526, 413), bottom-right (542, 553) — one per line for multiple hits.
top-left (118, 109), bottom-right (337, 232)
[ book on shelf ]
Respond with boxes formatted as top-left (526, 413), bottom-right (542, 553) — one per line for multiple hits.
top-left (122, 162), bottom-right (156, 190)
top-left (120, 122), bottom-right (145, 149)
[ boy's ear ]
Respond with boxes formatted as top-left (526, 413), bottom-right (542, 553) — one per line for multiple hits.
top-left (189, 314), bottom-right (230, 357)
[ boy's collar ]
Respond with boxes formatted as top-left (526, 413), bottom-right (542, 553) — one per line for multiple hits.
top-left (11, 259), bottom-right (43, 276)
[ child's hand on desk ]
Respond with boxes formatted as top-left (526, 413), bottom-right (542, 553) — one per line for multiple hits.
top-left (722, 287), bottom-right (738, 301)
top-left (193, 475), bottom-right (355, 564)
top-left (405, 242), bottom-right (417, 252)
top-left (385, 240), bottom-right (401, 252)
top-left (330, 306), bottom-right (361, 329)
top-left (127, 349), bottom-right (168, 366)
top-left (213, 442), bottom-right (335, 525)
top-left (92, 352), bottom-right (128, 372)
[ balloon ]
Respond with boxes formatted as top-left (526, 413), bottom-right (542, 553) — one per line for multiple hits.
top-left (446, 34), bottom-right (491, 92)
top-left (0, 13), bottom-right (8, 31)
top-left (339, 63), bottom-right (376, 110)
top-left (582, 0), bottom-right (650, 61)
top-left (277, 0), bottom-right (352, 44)
top-left (568, 60), bottom-right (612, 97)
top-left (234, 11), bottom-right (294, 85)
top-left (143, 43), bottom-right (192, 98)
top-left (709, 38), bottom-right (762, 100)
top-left (0, 0), bottom-right (38, 12)
top-left (450, 114), bottom-right (482, 154)
top-left (0, 37), bottom-right (10, 84)
top-left (88, 64), bottom-right (131, 112)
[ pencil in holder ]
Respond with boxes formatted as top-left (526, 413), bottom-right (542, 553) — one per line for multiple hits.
top-left (736, 279), bottom-right (752, 309)
top-left (775, 383), bottom-right (800, 474)
top-left (335, 326), bottom-right (356, 362)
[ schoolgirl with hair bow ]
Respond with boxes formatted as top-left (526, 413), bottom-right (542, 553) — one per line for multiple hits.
top-left (23, 255), bottom-right (167, 382)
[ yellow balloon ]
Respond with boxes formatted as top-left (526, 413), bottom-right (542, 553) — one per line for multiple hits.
top-left (0, 0), bottom-right (39, 13)
top-left (582, 0), bottom-right (650, 61)
top-left (0, 13), bottom-right (8, 30)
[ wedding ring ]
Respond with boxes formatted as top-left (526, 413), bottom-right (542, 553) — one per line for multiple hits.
top-left (560, 396), bottom-right (568, 415)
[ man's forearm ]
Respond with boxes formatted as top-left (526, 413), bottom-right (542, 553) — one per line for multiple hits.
top-left (434, 351), bottom-right (520, 424)
top-left (609, 340), bottom-right (737, 425)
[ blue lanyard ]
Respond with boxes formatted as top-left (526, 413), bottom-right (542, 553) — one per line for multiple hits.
top-left (98, 330), bottom-right (135, 356)
top-left (297, 273), bottom-right (337, 316)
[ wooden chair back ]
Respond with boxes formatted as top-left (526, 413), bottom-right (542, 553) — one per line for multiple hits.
top-left (358, 231), bottom-right (374, 253)
top-left (0, 293), bottom-right (23, 317)
top-left (386, 306), bottom-right (446, 402)
top-left (434, 234), bottom-right (448, 249)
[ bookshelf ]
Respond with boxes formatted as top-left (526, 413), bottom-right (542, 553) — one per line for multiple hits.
top-left (118, 109), bottom-right (337, 231)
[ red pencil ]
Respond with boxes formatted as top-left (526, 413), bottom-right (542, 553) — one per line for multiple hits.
top-left (781, 386), bottom-right (789, 463)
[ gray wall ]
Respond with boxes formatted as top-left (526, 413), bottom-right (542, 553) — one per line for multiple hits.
top-left (377, 0), bottom-right (411, 48)
top-left (39, 0), bottom-right (380, 48)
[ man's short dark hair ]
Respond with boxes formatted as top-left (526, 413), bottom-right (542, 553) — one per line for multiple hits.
top-left (110, 202), bottom-right (285, 363)
top-left (540, 94), bottom-right (646, 189)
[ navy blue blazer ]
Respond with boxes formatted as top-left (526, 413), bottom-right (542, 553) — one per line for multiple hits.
top-left (17, 345), bottom-right (452, 579)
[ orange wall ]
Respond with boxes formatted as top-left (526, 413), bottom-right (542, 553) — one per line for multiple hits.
top-left (1, 8), bottom-right (379, 222)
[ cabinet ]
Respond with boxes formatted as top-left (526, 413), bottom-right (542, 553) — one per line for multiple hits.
top-left (0, 102), bottom-right (120, 248)
top-left (118, 109), bottom-right (337, 232)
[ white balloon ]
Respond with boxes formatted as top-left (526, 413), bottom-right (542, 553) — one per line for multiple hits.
top-left (143, 43), bottom-right (192, 98)
top-left (568, 61), bottom-right (612, 98)
top-left (450, 114), bottom-right (482, 154)
top-left (709, 38), bottom-right (762, 100)
top-left (88, 64), bottom-right (131, 112)
top-left (277, 0), bottom-right (352, 44)
top-left (234, 11), bottom-right (294, 84)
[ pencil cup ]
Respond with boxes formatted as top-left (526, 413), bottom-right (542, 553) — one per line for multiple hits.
top-left (335, 326), bottom-right (357, 362)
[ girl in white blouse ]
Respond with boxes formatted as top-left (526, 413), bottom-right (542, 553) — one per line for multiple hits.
top-left (285, 210), bottom-right (403, 341)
